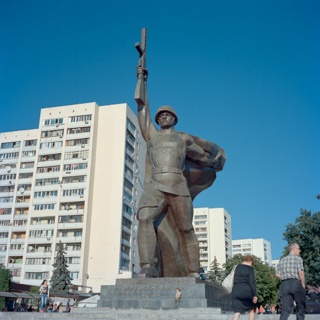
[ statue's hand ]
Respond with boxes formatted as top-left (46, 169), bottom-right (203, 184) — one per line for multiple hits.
top-left (136, 66), bottom-right (148, 80)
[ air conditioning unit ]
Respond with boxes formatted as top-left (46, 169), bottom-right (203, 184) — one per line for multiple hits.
top-left (82, 156), bottom-right (86, 160)
top-left (0, 159), bottom-right (3, 162)
top-left (9, 181), bottom-right (12, 184)
top-left (81, 144), bottom-right (85, 148)
top-left (80, 194), bottom-right (84, 198)
top-left (55, 123), bottom-right (59, 127)
top-left (47, 237), bottom-right (51, 241)
top-left (84, 120), bottom-right (89, 124)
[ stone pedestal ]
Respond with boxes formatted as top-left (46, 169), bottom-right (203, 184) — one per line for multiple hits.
top-left (98, 277), bottom-right (232, 310)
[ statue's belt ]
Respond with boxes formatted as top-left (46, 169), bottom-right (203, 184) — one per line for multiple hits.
top-left (152, 167), bottom-right (183, 175)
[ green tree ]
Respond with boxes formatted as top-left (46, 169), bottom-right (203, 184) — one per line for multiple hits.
top-left (50, 242), bottom-right (72, 292)
top-left (0, 264), bottom-right (10, 308)
top-left (223, 254), bottom-right (280, 306)
top-left (283, 208), bottom-right (320, 286)
top-left (207, 256), bottom-right (224, 282)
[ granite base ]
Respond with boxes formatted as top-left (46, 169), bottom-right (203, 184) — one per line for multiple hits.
top-left (98, 277), bottom-right (232, 310)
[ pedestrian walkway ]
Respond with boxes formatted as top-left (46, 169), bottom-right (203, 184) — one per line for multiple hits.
top-left (0, 308), bottom-right (319, 320)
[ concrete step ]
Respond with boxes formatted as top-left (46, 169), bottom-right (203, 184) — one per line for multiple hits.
top-left (0, 310), bottom-right (319, 320)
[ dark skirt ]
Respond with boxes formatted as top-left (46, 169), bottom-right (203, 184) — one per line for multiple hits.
top-left (232, 282), bottom-right (254, 312)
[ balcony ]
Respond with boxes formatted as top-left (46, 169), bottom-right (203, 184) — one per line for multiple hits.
top-left (57, 222), bottom-right (83, 229)
top-left (35, 172), bottom-right (60, 179)
top-left (15, 202), bottom-right (31, 208)
top-left (59, 209), bottom-right (84, 215)
top-left (121, 238), bottom-right (131, 248)
top-left (0, 202), bottom-right (14, 209)
top-left (37, 160), bottom-right (61, 168)
top-left (11, 226), bottom-right (27, 232)
top-left (0, 238), bottom-right (8, 244)
top-left (26, 251), bottom-right (52, 258)
top-left (29, 224), bottom-right (55, 231)
top-left (61, 169), bottom-right (87, 177)
top-left (8, 249), bottom-right (24, 256)
top-left (38, 147), bottom-right (62, 156)
top-left (28, 237), bottom-right (53, 244)
top-left (24, 264), bottom-right (51, 272)
top-left (56, 236), bottom-right (82, 243)
top-left (66, 132), bottom-right (91, 140)
top-left (10, 238), bottom-right (26, 244)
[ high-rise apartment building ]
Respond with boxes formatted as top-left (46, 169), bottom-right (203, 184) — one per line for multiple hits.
top-left (0, 102), bottom-right (146, 292)
top-left (232, 238), bottom-right (272, 265)
top-left (193, 207), bottom-right (232, 272)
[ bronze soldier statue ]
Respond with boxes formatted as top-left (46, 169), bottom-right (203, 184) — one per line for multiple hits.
top-left (134, 29), bottom-right (226, 278)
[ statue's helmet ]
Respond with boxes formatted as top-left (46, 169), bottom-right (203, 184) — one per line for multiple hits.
top-left (155, 105), bottom-right (178, 125)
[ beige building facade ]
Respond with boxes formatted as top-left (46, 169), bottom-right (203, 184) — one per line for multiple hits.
top-left (0, 102), bottom-right (145, 292)
top-left (193, 207), bottom-right (232, 272)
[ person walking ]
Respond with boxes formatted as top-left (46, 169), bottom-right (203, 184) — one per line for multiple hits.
top-left (276, 243), bottom-right (306, 320)
top-left (231, 255), bottom-right (258, 320)
top-left (175, 288), bottom-right (182, 308)
top-left (39, 279), bottom-right (49, 312)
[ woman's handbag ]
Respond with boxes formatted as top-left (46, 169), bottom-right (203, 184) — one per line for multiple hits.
top-left (222, 265), bottom-right (237, 293)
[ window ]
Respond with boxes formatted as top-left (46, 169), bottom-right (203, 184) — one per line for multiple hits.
top-left (41, 129), bottom-right (64, 138)
top-left (35, 178), bottom-right (59, 186)
top-left (125, 166), bottom-right (133, 179)
top-left (0, 197), bottom-right (13, 203)
top-left (36, 166), bottom-right (60, 173)
top-left (1, 141), bottom-right (20, 149)
top-left (58, 215), bottom-right (83, 223)
top-left (74, 230), bottom-right (82, 237)
top-left (127, 119), bottom-right (136, 132)
top-left (15, 208), bottom-right (28, 215)
top-left (64, 150), bottom-right (88, 160)
top-left (40, 141), bottom-right (63, 149)
top-left (124, 179), bottom-right (133, 191)
top-left (63, 163), bottom-right (87, 171)
top-left (125, 154), bottom-right (134, 165)
top-left (126, 130), bottom-right (135, 145)
top-left (66, 138), bottom-right (90, 147)
top-left (0, 152), bottom-right (19, 159)
top-left (25, 272), bottom-right (49, 280)
top-left (19, 172), bottom-right (33, 179)
top-left (70, 272), bottom-right (79, 279)
top-left (123, 204), bottom-right (133, 215)
top-left (194, 215), bottom-right (207, 220)
top-left (22, 150), bottom-right (36, 157)
top-left (17, 184), bottom-right (32, 191)
top-left (70, 114), bottom-right (92, 122)
top-left (0, 186), bottom-right (15, 192)
top-left (0, 209), bottom-right (12, 215)
top-left (120, 259), bottom-right (129, 268)
top-left (0, 232), bottom-right (9, 238)
top-left (33, 204), bottom-right (55, 211)
top-left (233, 244), bottom-right (241, 248)
top-left (20, 162), bottom-right (34, 169)
top-left (68, 257), bottom-right (80, 264)
top-left (62, 176), bottom-right (86, 184)
top-left (126, 142), bottom-right (134, 154)
top-left (43, 118), bottom-right (64, 126)
top-left (26, 258), bottom-right (51, 265)
top-left (0, 220), bottom-right (10, 226)
top-left (123, 191), bottom-right (132, 202)
top-left (194, 221), bottom-right (206, 225)
top-left (60, 202), bottom-right (84, 210)
top-left (122, 217), bottom-right (132, 229)
top-left (24, 140), bottom-right (37, 146)
top-left (34, 190), bottom-right (58, 198)
top-left (62, 189), bottom-right (84, 197)
top-left (0, 174), bottom-right (16, 181)
top-left (38, 153), bottom-right (61, 162)
top-left (29, 230), bottom-right (54, 237)
top-left (67, 127), bottom-right (91, 134)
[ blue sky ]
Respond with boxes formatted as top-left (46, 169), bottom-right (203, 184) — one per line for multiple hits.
top-left (1, 0), bottom-right (319, 259)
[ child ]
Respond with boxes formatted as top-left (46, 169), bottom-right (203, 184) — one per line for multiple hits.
top-left (175, 288), bottom-right (182, 308)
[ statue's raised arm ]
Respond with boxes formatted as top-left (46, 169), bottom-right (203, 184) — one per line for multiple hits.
top-left (134, 28), bottom-right (157, 142)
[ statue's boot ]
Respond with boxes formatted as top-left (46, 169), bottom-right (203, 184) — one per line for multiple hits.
top-left (139, 264), bottom-right (158, 277)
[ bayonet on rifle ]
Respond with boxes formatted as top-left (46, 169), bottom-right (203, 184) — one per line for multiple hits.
top-left (134, 28), bottom-right (147, 106)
